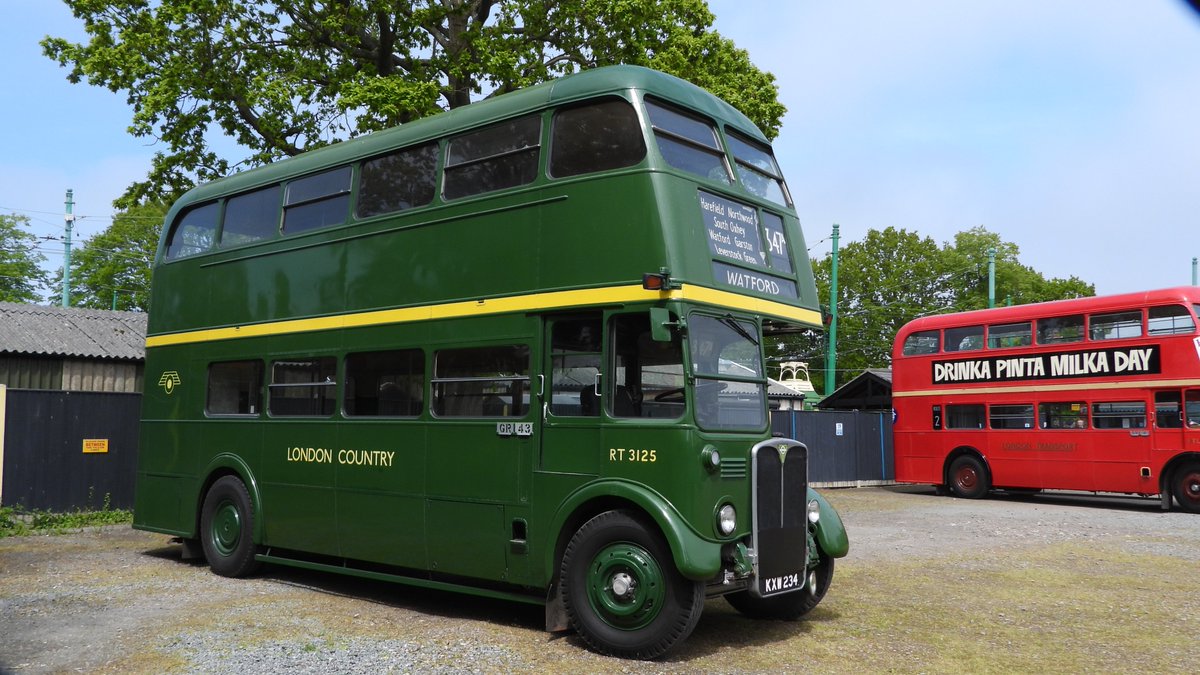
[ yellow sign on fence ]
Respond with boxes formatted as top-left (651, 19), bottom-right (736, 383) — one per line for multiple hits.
top-left (82, 439), bottom-right (109, 454)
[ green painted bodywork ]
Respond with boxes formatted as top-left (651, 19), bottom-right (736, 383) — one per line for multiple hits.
top-left (134, 65), bottom-right (844, 601)
top-left (808, 488), bottom-right (850, 558)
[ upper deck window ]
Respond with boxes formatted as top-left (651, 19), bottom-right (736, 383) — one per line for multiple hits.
top-left (164, 202), bottom-right (219, 260)
top-left (987, 322), bottom-right (1032, 349)
top-left (1090, 310), bottom-right (1142, 340)
top-left (221, 186), bottom-right (280, 247)
top-left (1148, 304), bottom-right (1196, 335)
top-left (726, 131), bottom-right (788, 206)
top-left (644, 99), bottom-right (731, 184)
top-left (549, 99), bottom-right (646, 178)
top-left (283, 167), bottom-right (352, 234)
top-left (944, 325), bottom-right (984, 352)
top-left (1037, 314), bottom-right (1084, 345)
top-left (444, 115), bottom-right (541, 200)
top-left (901, 330), bottom-right (940, 356)
top-left (357, 142), bottom-right (438, 218)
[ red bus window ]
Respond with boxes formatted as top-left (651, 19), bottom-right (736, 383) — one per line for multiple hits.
top-left (1037, 315), bottom-right (1084, 344)
top-left (989, 404), bottom-right (1034, 429)
top-left (944, 325), bottom-right (984, 352)
top-left (1148, 305), bottom-right (1196, 336)
top-left (1092, 401), bottom-right (1146, 429)
top-left (1155, 392), bottom-right (1182, 429)
top-left (946, 404), bottom-right (984, 429)
top-left (1090, 310), bottom-right (1142, 340)
top-left (987, 322), bottom-right (1031, 349)
top-left (902, 330), bottom-right (940, 356)
top-left (1040, 402), bottom-right (1088, 429)
top-left (1186, 390), bottom-right (1200, 429)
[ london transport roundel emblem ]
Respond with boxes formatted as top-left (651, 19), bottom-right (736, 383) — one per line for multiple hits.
top-left (158, 371), bottom-right (181, 394)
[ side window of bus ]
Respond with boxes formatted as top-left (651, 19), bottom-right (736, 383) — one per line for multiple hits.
top-left (644, 98), bottom-right (731, 184)
top-left (1092, 401), bottom-right (1146, 429)
top-left (1187, 390), bottom-right (1200, 428)
top-left (987, 322), bottom-right (1031, 349)
top-left (901, 330), bottom-right (939, 356)
top-left (1039, 402), bottom-right (1088, 429)
top-left (1148, 304), bottom-right (1196, 335)
top-left (549, 317), bottom-right (602, 417)
top-left (1089, 310), bottom-right (1142, 340)
top-left (989, 404), bottom-right (1034, 429)
top-left (549, 99), bottom-right (646, 178)
top-left (357, 143), bottom-right (438, 218)
top-left (945, 404), bottom-right (984, 429)
top-left (1154, 391), bottom-right (1182, 429)
top-left (444, 115), bottom-right (541, 200)
top-left (163, 202), bottom-right (219, 260)
top-left (432, 345), bottom-right (530, 417)
top-left (221, 185), bottom-right (280, 247)
top-left (283, 167), bottom-right (352, 234)
top-left (608, 313), bottom-right (684, 420)
top-left (944, 325), bottom-right (983, 352)
top-left (206, 360), bottom-right (262, 416)
top-left (726, 130), bottom-right (789, 206)
top-left (344, 349), bottom-right (424, 417)
top-left (1037, 314), bottom-right (1084, 344)
top-left (269, 358), bottom-right (337, 417)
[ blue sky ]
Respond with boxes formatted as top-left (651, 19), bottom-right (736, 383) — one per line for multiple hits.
top-left (2, 1), bottom-right (1198, 297)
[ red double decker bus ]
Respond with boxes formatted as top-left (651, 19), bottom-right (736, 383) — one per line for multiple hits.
top-left (891, 287), bottom-right (1200, 512)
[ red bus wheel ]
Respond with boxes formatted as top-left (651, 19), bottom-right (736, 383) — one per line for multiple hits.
top-left (948, 456), bottom-right (990, 500)
top-left (1172, 463), bottom-right (1200, 514)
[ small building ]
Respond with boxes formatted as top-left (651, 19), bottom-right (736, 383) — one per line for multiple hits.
top-left (0, 302), bottom-right (147, 392)
top-left (818, 368), bottom-right (892, 412)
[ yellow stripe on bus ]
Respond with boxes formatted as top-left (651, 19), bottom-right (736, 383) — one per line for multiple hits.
top-left (892, 378), bottom-right (1200, 398)
top-left (144, 283), bottom-right (823, 348)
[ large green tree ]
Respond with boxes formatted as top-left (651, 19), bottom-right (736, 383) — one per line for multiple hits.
top-left (0, 214), bottom-right (51, 304)
top-left (55, 204), bottom-right (165, 311)
top-left (773, 226), bottom-right (1095, 392)
top-left (43, 0), bottom-right (785, 207)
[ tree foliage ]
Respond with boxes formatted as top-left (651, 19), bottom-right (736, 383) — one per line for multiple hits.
top-left (0, 214), bottom-right (51, 304)
top-left (43, 0), bottom-right (785, 207)
top-left (774, 226), bottom-right (1095, 392)
top-left (55, 203), bottom-right (165, 312)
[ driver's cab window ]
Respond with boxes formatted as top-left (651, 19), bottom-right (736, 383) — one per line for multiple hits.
top-left (549, 316), bottom-right (602, 417)
top-left (608, 313), bottom-right (684, 419)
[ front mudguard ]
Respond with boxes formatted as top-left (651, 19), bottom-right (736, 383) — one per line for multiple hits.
top-left (807, 488), bottom-right (849, 558)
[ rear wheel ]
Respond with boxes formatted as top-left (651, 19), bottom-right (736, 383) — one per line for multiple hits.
top-left (1171, 462), bottom-right (1200, 513)
top-left (725, 553), bottom-right (835, 620)
top-left (947, 455), bottom-right (990, 499)
top-left (560, 510), bottom-right (703, 659)
top-left (199, 475), bottom-right (260, 577)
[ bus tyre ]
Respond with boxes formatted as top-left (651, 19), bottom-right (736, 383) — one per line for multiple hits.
top-left (725, 552), bottom-right (835, 620)
top-left (1171, 462), bottom-right (1200, 513)
top-left (199, 476), bottom-right (260, 577)
top-left (560, 510), bottom-right (704, 659)
top-left (948, 455), bottom-right (990, 499)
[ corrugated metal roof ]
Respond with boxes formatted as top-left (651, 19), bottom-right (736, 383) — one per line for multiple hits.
top-left (0, 302), bottom-right (147, 361)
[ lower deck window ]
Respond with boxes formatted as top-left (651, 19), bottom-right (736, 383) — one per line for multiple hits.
top-left (946, 404), bottom-right (985, 429)
top-left (269, 358), bottom-right (337, 417)
top-left (433, 345), bottom-right (530, 417)
top-left (989, 404), bottom-right (1034, 430)
top-left (344, 349), bottom-right (424, 417)
top-left (207, 360), bottom-right (262, 415)
top-left (1040, 402), bottom-right (1088, 429)
top-left (1092, 401), bottom-right (1146, 429)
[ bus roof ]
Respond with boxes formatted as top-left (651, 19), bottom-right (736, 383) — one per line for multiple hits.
top-left (169, 65), bottom-right (765, 212)
top-left (897, 286), bottom-right (1200, 337)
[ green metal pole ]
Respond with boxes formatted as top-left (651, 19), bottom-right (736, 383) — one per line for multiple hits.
top-left (987, 247), bottom-right (996, 309)
top-left (825, 224), bottom-right (840, 396)
top-left (1193, 257), bottom-right (1197, 286)
top-left (62, 189), bottom-right (74, 308)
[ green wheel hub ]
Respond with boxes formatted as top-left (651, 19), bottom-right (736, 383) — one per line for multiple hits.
top-left (585, 542), bottom-right (665, 630)
top-left (209, 499), bottom-right (243, 557)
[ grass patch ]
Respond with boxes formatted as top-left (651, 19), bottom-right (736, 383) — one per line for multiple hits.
top-left (0, 494), bottom-right (132, 538)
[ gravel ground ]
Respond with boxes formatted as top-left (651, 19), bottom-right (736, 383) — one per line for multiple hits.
top-left (2, 486), bottom-right (1198, 674)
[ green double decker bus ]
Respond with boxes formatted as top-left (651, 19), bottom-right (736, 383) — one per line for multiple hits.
top-left (134, 65), bottom-right (849, 659)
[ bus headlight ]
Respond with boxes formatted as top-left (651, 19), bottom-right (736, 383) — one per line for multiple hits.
top-left (717, 504), bottom-right (736, 536)
top-left (807, 499), bottom-right (821, 524)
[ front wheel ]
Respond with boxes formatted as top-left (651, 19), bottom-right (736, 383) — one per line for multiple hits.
top-left (199, 475), bottom-right (260, 577)
top-left (1171, 462), bottom-right (1200, 513)
top-left (947, 455), bottom-right (990, 499)
top-left (560, 510), bottom-right (704, 659)
top-left (725, 553), bottom-right (835, 620)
